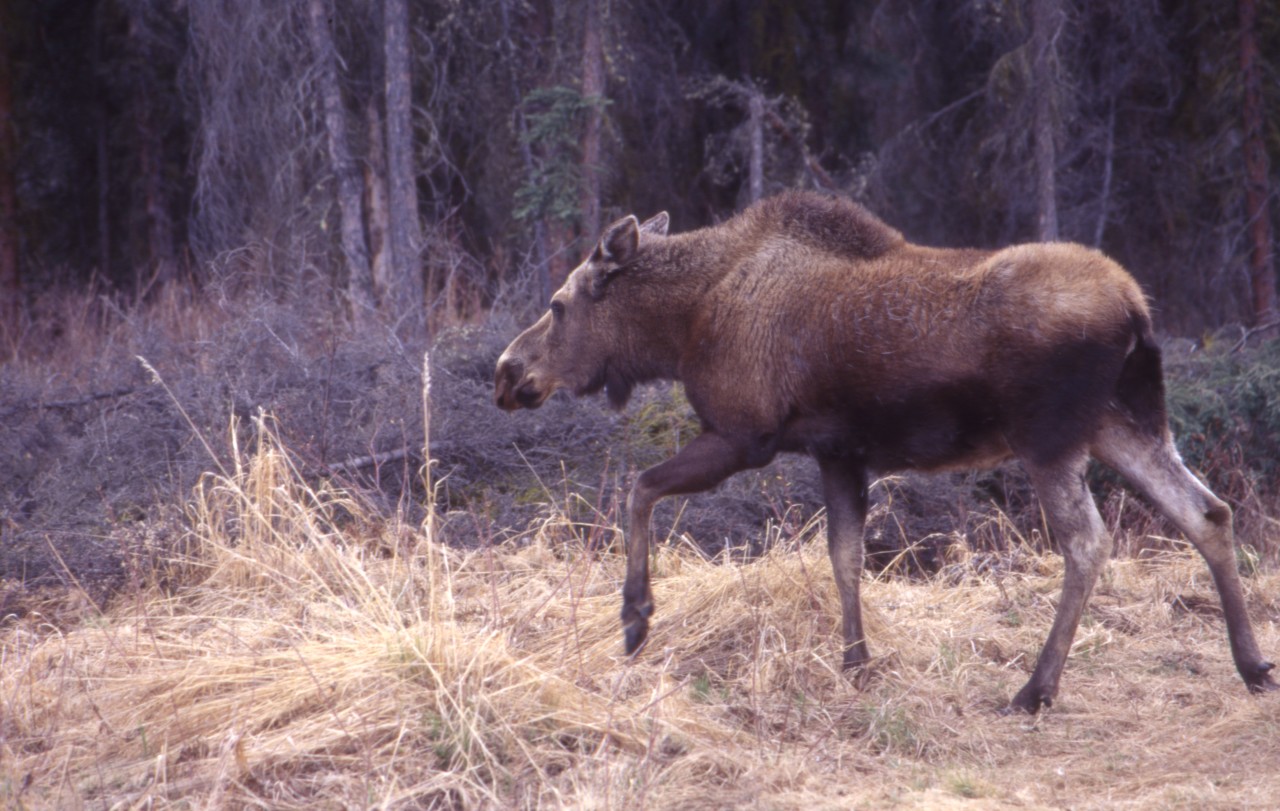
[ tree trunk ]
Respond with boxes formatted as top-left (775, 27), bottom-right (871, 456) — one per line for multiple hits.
top-left (307, 0), bottom-right (377, 323)
top-left (747, 86), bottom-right (764, 203)
top-left (93, 1), bottom-right (110, 281)
top-left (134, 92), bottom-right (176, 292)
top-left (384, 0), bottom-right (424, 328)
top-left (364, 99), bottom-right (391, 298)
top-left (1240, 0), bottom-right (1277, 327)
top-left (498, 0), bottom-right (551, 303)
top-left (127, 7), bottom-right (177, 294)
top-left (0, 2), bottom-right (17, 337)
top-left (1030, 0), bottom-right (1060, 242)
top-left (1092, 100), bottom-right (1115, 249)
top-left (580, 0), bottom-right (605, 242)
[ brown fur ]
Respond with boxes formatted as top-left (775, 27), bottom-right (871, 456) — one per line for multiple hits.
top-left (495, 191), bottom-right (1276, 713)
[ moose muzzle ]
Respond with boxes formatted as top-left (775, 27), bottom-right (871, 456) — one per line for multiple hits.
top-left (494, 355), bottom-right (551, 411)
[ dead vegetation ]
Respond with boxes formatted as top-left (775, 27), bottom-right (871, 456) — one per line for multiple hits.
top-left (3, 391), bottom-right (1280, 808)
top-left (0, 287), bottom-right (822, 594)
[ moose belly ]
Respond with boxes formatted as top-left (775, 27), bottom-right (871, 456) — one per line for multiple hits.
top-left (781, 380), bottom-right (1013, 473)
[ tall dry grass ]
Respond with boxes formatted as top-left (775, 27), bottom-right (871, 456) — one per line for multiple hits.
top-left (3, 409), bottom-right (1280, 808)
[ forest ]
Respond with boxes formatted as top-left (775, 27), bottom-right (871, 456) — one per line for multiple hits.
top-left (1, 0), bottom-right (1278, 334)
top-left (3, 1), bottom-right (1280, 808)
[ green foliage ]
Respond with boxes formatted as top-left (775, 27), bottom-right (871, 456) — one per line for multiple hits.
top-left (946, 773), bottom-right (993, 800)
top-left (513, 86), bottom-right (610, 226)
top-left (624, 383), bottom-right (700, 462)
top-left (855, 702), bottom-right (923, 756)
top-left (1164, 338), bottom-right (1280, 493)
top-left (690, 672), bottom-right (713, 703)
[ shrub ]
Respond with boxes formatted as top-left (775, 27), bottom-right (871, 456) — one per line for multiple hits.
top-left (1163, 336), bottom-right (1280, 554)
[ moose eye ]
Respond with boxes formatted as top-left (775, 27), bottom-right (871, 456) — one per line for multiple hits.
top-left (550, 300), bottom-right (566, 320)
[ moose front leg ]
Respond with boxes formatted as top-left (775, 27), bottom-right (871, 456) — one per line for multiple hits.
top-left (623, 431), bottom-right (762, 655)
top-left (818, 456), bottom-right (871, 672)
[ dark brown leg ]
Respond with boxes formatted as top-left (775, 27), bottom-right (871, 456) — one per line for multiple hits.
top-left (1092, 418), bottom-right (1277, 694)
top-left (622, 432), bottom-right (759, 655)
top-left (818, 456), bottom-right (871, 671)
top-left (1009, 451), bottom-right (1112, 713)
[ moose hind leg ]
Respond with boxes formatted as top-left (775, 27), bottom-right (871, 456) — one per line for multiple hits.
top-left (818, 457), bottom-right (871, 672)
top-left (1091, 419), bottom-right (1277, 693)
top-left (1009, 452), bottom-right (1113, 714)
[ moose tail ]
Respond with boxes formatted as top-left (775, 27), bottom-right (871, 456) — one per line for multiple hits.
top-left (1113, 310), bottom-right (1168, 438)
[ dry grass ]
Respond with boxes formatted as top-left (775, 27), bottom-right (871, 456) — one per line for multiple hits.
top-left (3, 417), bottom-right (1280, 810)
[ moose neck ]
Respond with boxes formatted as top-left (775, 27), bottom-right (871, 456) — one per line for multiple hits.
top-left (602, 227), bottom-right (737, 387)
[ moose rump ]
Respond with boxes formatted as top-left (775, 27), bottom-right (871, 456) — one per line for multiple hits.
top-left (494, 191), bottom-right (1276, 713)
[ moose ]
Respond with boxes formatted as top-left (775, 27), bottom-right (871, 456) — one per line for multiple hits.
top-left (494, 191), bottom-right (1276, 713)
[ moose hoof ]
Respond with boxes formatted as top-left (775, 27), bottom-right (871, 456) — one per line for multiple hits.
top-left (622, 616), bottom-right (645, 654)
top-left (841, 649), bottom-right (873, 688)
top-left (621, 600), bottom-right (654, 656)
top-left (844, 662), bottom-right (873, 690)
top-left (623, 618), bottom-right (649, 656)
top-left (1244, 661), bottom-right (1279, 694)
top-left (1004, 684), bottom-right (1053, 716)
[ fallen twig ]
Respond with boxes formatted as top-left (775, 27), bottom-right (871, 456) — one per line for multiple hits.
top-left (322, 447), bottom-right (416, 475)
top-left (1231, 318), bottom-right (1280, 353)
top-left (0, 386), bottom-right (140, 418)
top-left (319, 440), bottom-right (458, 477)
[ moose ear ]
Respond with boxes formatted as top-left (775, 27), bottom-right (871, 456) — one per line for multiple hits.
top-left (599, 215), bottom-right (640, 265)
top-left (639, 211), bottom-right (669, 236)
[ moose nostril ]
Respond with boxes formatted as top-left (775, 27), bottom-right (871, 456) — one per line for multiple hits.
top-left (495, 357), bottom-right (527, 409)
top-left (497, 357), bottom-right (524, 384)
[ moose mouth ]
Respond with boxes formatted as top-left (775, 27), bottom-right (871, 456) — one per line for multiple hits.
top-left (495, 379), bottom-right (549, 411)
top-left (495, 359), bottom-right (622, 412)
top-left (512, 380), bottom-right (549, 410)
top-left (494, 363), bottom-right (553, 411)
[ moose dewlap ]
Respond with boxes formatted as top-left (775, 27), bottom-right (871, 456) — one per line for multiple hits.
top-left (493, 191), bottom-right (1276, 713)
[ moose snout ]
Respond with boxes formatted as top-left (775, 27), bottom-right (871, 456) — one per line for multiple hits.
top-left (494, 355), bottom-right (525, 411)
top-left (495, 355), bottom-right (550, 411)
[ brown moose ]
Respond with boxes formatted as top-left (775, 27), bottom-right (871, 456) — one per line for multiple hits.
top-left (494, 191), bottom-right (1276, 713)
